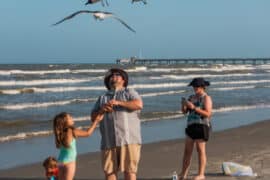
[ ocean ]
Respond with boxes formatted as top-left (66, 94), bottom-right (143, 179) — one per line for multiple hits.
top-left (0, 63), bottom-right (270, 169)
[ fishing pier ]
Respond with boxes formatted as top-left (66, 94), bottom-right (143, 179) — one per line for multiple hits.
top-left (116, 58), bottom-right (270, 65)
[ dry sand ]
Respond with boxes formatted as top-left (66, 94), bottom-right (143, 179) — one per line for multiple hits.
top-left (0, 119), bottom-right (270, 180)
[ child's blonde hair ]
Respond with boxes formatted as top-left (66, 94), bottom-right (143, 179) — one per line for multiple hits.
top-left (43, 156), bottom-right (57, 169)
top-left (53, 112), bottom-right (74, 148)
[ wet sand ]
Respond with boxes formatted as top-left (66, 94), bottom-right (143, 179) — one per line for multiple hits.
top-left (0, 119), bottom-right (270, 180)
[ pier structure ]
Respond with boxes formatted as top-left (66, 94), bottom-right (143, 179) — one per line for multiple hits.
top-left (116, 58), bottom-right (270, 65)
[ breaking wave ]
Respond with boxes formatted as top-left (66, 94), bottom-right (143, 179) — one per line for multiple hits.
top-left (0, 77), bottom-right (102, 87)
top-left (0, 69), bottom-right (108, 76)
top-left (1, 103), bottom-right (270, 143)
top-left (0, 98), bottom-right (96, 110)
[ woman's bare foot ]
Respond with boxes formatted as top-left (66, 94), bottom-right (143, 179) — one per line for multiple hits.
top-left (178, 174), bottom-right (187, 180)
top-left (193, 175), bottom-right (205, 180)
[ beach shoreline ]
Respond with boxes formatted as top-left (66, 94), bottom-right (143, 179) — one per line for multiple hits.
top-left (0, 119), bottom-right (270, 180)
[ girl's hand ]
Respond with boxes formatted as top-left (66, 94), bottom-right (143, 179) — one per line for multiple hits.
top-left (100, 103), bottom-right (113, 113)
top-left (94, 113), bottom-right (104, 123)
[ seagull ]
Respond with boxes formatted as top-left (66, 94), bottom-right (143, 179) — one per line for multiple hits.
top-left (132, 0), bottom-right (147, 5)
top-left (85, 0), bottom-right (109, 6)
top-left (52, 10), bottom-right (136, 33)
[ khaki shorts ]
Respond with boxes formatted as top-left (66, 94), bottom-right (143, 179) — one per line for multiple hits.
top-left (101, 144), bottom-right (141, 174)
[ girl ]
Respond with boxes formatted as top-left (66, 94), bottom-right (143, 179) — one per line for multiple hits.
top-left (179, 78), bottom-right (213, 180)
top-left (43, 156), bottom-right (59, 180)
top-left (53, 112), bottom-right (103, 180)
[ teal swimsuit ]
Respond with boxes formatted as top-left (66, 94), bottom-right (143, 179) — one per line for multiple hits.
top-left (58, 138), bottom-right (77, 163)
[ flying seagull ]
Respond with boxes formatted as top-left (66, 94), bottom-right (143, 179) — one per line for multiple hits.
top-left (85, 0), bottom-right (109, 6)
top-left (52, 10), bottom-right (136, 33)
top-left (132, 0), bottom-right (147, 5)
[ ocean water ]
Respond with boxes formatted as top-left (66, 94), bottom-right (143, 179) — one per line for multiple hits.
top-left (0, 63), bottom-right (270, 169)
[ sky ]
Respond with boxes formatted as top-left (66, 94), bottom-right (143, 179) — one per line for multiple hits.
top-left (0, 0), bottom-right (270, 64)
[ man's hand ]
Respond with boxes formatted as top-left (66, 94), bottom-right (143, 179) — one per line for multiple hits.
top-left (108, 99), bottom-right (120, 106)
top-left (108, 99), bottom-right (143, 111)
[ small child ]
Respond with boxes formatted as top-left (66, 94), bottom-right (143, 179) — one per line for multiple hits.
top-left (43, 156), bottom-right (59, 180)
top-left (53, 112), bottom-right (103, 180)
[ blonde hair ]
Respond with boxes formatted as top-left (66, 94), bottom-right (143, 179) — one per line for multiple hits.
top-left (43, 156), bottom-right (57, 169)
top-left (53, 112), bottom-right (74, 148)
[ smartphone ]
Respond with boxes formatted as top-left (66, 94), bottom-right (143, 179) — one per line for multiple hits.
top-left (181, 97), bottom-right (187, 104)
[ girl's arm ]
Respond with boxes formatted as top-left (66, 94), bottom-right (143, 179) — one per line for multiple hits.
top-left (74, 113), bottom-right (104, 137)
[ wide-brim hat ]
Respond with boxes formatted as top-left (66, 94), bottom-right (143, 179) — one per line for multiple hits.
top-left (104, 68), bottom-right (129, 90)
top-left (188, 77), bottom-right (210, 87)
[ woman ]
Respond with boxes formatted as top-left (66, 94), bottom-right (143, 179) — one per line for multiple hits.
top-left (179, 78), bottom-right (213, 180)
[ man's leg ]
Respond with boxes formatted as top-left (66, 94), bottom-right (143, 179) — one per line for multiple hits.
top-left (102, 148), bottom-right (118, 180)
top-left (121, 144), bottom-right (141, 180)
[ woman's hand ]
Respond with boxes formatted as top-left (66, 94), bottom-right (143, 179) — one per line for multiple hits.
top-left (185, 101), bottom-right (196, 110)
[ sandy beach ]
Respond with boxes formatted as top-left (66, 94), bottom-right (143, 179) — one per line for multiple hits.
top-left (0, 119), bottom-right (269, 180)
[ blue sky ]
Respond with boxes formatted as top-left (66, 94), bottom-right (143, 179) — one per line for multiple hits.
top-left (0, 0), bottom-right (270, 64)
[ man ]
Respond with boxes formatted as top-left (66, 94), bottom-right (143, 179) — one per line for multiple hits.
top-left (91, 68), bottom-right (143, 180)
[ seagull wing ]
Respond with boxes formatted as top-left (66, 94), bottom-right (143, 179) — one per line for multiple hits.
top-left (100, 11), bottom-right (114, 17)
top-left (86, 0), bottom-right (101, 4)
top-left (52, 10), bottom-right (94, 26)
top-left (112, 16), bottom-right (136, 33)
top-left (105, 0), bottom-right (109, 6)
